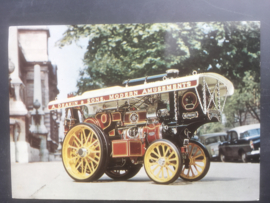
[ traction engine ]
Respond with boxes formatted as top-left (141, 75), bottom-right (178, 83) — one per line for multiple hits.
top-left (48, 69), bottom-right (234, 184)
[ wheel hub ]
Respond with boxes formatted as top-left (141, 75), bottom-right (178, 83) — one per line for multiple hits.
top-left (189, 157), bottom-right (194, 165)
top-left (158, 158), bottom-right (165, 166)
top-left (78, 148), bottom-right (88, 157)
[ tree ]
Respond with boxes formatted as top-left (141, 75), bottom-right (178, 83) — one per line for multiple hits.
top-left (57, 21), bottom-right (260, 94)
top-left (224, 70), bottom-right (260, 127)
top-left (58, 23), bottom-right (194, 92)
top-left (57, 21), bottom-right (260, 126)
top-left (196, 122), bottom-right (225, 136)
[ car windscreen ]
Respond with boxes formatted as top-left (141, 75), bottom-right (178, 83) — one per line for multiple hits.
top-left (220, 135), bottom-right (226, 142)
top-left (240, 128), bottom-right (260, 139)
top-left (205, 136), bottom-right (219, 145)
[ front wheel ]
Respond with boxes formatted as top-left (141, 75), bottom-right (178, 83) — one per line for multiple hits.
top-left (62, 123), bottom-right (108, 182)
top-left (144, 139), bottom-right (182, 184)
top-left (180, 140), bottom-right (210, 181)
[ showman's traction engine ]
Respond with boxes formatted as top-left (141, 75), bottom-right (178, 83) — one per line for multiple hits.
top-left (48, 69), bottom-right (234, 184)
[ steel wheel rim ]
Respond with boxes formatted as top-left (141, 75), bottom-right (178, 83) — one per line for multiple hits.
top-left (62, 125), bottom-right (102, 180)
top-left (144, 141), bottom-right (180, 183)
top-left (180, 142), bottom-right (207, 180)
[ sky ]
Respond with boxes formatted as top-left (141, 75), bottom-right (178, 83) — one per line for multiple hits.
top-left (47, 25), bottom-right (88, 100)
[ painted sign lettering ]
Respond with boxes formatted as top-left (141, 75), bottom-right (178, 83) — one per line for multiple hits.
top-left (48, 80), bottom-right (197, 110)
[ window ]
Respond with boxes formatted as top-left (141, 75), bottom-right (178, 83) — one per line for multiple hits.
top-left (231, 131), bottom-right (238, 141)
top-left (220, 135), bottom-right (226, 142)
top-left (205, 136), bottom-right (219, 145)
top-left (240, 128), bottom-right (260, 139)
top-left (227, 133), bottom-right (232, 142)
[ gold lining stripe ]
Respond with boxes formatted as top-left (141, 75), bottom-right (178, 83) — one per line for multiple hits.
top-left (109, 129), bottom-right (115, 137)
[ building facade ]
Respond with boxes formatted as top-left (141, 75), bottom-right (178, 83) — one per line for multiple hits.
top-left (9, 27), bottom-right (60, 163)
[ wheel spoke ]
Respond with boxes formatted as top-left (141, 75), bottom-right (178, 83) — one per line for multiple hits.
top-left (92, 143), bottom-right (100, 150)
top-left (168, 158), bottom-right (177, 162)
top-left (87, 139), bottom-right (98, 149)
top-left (72, 139), bottom-right (80, 148)
top-left (162, 144), bottom-right (165, 156)
top-left (79, 132), bottom-right (83, 145)
top-left (194, 153), bottom-right (204, 159)
top-left (193, 164), bottom-right (199, 172)
top-left (86, 161), bottom-right (92, 173)
top-left (166, 165), bottom-right (174, 174)
top-left (68, 146), bottom-right (78, 150)
top-left (90, 159), bottom-right (95, 171)
top-left (167, 162), bottom-right (177, 167)
top-left (149, 162), bottom-right (158, 166)
top-left (187, 168), bottom-right (191, 176)
top-left (82, 129), bottom-right (87, 144)
top-left (83, 160), bottom-right (87, 173)
top-left (156, 146), bottom-right (161, 157)
top-left (90, 150), bottom-right (101, 154)
top-left (150, 157), bottom-right (159, 161)
top-left (194, 159), bottom-right (205, 163)
top-left (195, 163), bottom-right (204, 169)
top-left (190, 166), bottom-right (195, 177)
top-left (167, 152), bottom-right (176, 160)
top-left (88, 156), bottom-right (99, 164)
top-left (164, 146), bottom-right (169, 157)
top-left (181, 165), bottom-right (186, 173)
top-left (192, 147), bottom-right (199, 157)
top-left (73, 134), bottom-right (82, 146)
top-left (151, 164), bottom-right (160, 172)
top-left (81, 159), bottom-right (84, 173)
top-left (189, 144), bottom-right (194, 157)
top-left (151, 151), bottom-right (160, 158)
top-left (165, 166), bottom-right (171, 178)
top-left (69, 155), bottom-right (79, 163)
top-left (85, 131), bottom-right (93, 145)
top-left (94, 154), bottom-right (100, 160)
top-left (76, 159), bottom-right (82, 170)
top-left (157, 167), bottom-right (163, 177)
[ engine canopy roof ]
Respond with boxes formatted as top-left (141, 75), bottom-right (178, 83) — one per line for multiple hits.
top-left (48, 72), bottom-right (234, 110)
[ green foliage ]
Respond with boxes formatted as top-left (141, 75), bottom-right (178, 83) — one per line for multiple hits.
top-left (224, 70), bottom-right (260, 126)
top-left (196, 122), bottom-right (225, 136)
top-left (57, 21), bottom-right (260, 94)
top-left (57, 21), bottom-right (260, 126)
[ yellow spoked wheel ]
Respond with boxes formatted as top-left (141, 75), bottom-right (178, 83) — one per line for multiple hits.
top-left (62, 123), bottom-right (108, 182)
top-left (180, 140), bottom-right (210, 181)
top-left (144, 139), bottom-right (181, 184)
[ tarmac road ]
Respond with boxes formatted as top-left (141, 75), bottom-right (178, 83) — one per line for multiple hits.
top-left (11, 161), bottom-right (259, 201)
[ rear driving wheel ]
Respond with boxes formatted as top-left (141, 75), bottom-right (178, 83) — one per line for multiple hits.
top-left (144, 139), bottom-right (181, 184)
top-left (62, 123), bottom-right (108, 182)
top-left (180, 140), bottom-right (210, 181)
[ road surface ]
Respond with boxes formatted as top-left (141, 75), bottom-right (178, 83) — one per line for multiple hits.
top-left (11, 161), bottom-right (259, 201)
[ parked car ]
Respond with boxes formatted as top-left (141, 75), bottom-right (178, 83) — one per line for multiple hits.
top-left (199, 132), bottom-right (227, 160)
top-left (219, 124), bottom-right (260, 163)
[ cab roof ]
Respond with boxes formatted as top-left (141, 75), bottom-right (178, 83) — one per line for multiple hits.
top-left (48, 72), bottom-right (234, 110)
